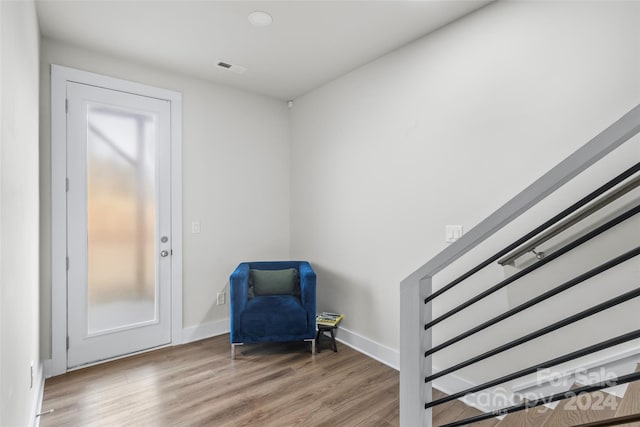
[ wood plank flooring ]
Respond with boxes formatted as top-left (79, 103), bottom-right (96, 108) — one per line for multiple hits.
top-left (40, 335), bottom-right (399, 426)
top-left (431, 389), bottom-right (499, 427)
top-left (494, 404), bottom-right (553, 427)
top-left (541, 389), bottom-right (621, 427)
top-left (615, 364), bottom-right (640, 427)
top-left (40, 337), bottom-right (640, 427)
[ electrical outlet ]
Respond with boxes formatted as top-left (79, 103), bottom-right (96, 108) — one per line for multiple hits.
top-left (217, 292), bottom-right (226, 305)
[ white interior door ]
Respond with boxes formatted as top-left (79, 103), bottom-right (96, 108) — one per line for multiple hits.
top-left (66, 81), bottom-right (172, 368)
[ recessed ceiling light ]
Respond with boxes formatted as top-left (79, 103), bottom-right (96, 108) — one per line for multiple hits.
top-left (248, 11), bottom-right (272, 27)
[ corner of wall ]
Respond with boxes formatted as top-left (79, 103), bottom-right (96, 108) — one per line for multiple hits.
top-left (30, 363), bottom-right (45, 427)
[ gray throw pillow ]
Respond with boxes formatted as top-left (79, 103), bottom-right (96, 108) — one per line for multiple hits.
top-left (250, 268), bottom-right (299, 296)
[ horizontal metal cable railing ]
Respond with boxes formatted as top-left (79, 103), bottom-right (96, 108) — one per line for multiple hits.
top-left (426, 286), bottom-right (640, 384)
top-left (498, 174), bottom-right (640, 265)
top-left (425, 246), bottom-right (640, 358)
top-left (422, 161), bottom-right (640, 426)
top-left (425, 329), bottom-right (640, 409)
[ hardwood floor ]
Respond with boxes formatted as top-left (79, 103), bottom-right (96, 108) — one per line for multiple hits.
top-left (40, 335), bottom-right (399, 426)
top-left (428, 375), bottom-right (640, 427)
top-left (494, 404), bottom-right (553, 427)
top-left (40, 338), bottom-right (640, 427)
top-left (430, 389), bottom-right (499, 427)
top-left (615, 364), bottom-right (640, 427)
top-left (541, 389), bottom-right (620, 427)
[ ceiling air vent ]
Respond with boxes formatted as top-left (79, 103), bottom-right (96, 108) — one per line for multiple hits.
top-left (216, 60), bottom-right (247, 75)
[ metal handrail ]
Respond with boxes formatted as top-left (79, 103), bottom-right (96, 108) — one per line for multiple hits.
top-left (498, 174), bottom-right (640, 265)
top-left (424, 162), bottom-right (640, 306)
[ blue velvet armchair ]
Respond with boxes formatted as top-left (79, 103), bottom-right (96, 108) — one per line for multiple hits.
top-left (229, 261), bottom-right (316, 358)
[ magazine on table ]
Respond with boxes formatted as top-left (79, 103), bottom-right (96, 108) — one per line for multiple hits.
top-left (316, 312), bottom-right (343, 327)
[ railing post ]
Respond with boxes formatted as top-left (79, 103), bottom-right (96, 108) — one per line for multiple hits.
top-left (400, 275), bottom-right (432, 426)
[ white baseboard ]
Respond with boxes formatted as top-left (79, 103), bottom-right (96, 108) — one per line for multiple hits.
top-left (432, 347), bottom-right (640, 415)
top-left (513, 346), bottom-right (640, 399)
top-left (181, 319), bottom-right (639, 416)
top-left (333, 327), bottom-right (506, 417)
top-left (431, 365), bottom-right (509, 417)
top-left (181, 320), bottom-right (400, 372)
top-left (182, 318), bottom-right (230, 343)
top-left (334, 326), bottom-right (399, 370)
top-left (31, 362), bottom-right (45, 427)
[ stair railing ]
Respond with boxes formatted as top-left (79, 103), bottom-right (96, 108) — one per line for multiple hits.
top-left (399, 104), bottom-right (640, 427)
top-left (497, 174), bottom-right (640, 266)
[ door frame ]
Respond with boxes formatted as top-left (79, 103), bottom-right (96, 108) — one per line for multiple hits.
top-left (49, 65), bottom-right (183, 376)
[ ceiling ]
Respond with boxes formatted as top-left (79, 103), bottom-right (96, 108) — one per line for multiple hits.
top-left (36, 0), bottom-right (492, 100)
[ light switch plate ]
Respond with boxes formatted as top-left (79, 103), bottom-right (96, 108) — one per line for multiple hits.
top-left (445, 225), bottom-right (463, 243)
top-left (191, 221), bottom-right (201, 234)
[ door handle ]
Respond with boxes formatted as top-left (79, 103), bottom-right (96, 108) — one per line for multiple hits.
top-left (160, 250), bottom-right (169, 258)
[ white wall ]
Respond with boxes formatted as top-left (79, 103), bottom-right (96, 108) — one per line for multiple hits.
top-left (290, 0), bottom-right (640, 358)
top-left (1, 0), bottom-right (41, 425)
top-left (40, 38), bottom-right (291, 357)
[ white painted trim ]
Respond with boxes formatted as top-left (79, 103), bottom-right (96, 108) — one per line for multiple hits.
top-left (49, 64), bottom-right (183, 376)
top-left (399, 275), bottom-right (433, 426)
top-left (31, 362), bottom-right (45, 427)
top-left (182, 318), bottom-right (230, 343)
top-left (513, 346), bottom-right (640, 392)
top-left (513, 347), bottom-right (640, 400)
top-left (170, 94), bottom-right (183, 345)
top-left (65, 343), bottom-right (172, 373)
top-left (430, 366), bottom-right (509, 417)
top-left (50, 65), bottom-right (67, 377)
top-left (328, 314), bottom-right (502, 423)
top-left (332, 326), bottom-right (504, 418)
top-left (425, 349), bottom-right (640, 416)
top-left (430, 366), bottom-right (475, 404)
top-left (334, 326), bottom-right (399, 371)
top-left (429, 348), bottom-right (640, 416)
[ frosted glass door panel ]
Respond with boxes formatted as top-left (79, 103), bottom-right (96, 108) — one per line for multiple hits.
top-left (67, 81), bottom-right (171, 369)
top-left (86, 104), bottom-right (158, 334)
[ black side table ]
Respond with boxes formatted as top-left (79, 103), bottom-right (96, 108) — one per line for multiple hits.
top-left (316, 324), bottom-right (338, 352)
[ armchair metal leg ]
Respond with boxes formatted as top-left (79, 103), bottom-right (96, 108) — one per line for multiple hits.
top-left (231, 343), bottom-right (243, 360)
top-left (305, 338), bottom-right (316, 355)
